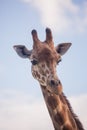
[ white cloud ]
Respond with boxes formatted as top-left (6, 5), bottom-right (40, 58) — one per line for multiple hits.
top-left (0, 89), bottom-right (87, 130)
top-left (0, 89), bottom-right (53, 130)
top-left (21, 0), bottom-right (87, 34)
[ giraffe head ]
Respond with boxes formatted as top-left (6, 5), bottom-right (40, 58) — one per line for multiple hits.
top-left (14, 28), bottom-right (71, 95)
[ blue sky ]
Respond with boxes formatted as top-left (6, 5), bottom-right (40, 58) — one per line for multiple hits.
top-left (0, 0), bottom-right (87, 129)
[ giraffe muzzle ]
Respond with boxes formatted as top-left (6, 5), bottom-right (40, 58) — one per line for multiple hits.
top-left (49, 79), bottom-right (62, 95)
top-left (50, 80), bottom-right (59, 87)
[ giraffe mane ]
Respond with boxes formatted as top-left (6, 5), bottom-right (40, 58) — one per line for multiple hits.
top-left (62, 92), bottom-right (85, 130)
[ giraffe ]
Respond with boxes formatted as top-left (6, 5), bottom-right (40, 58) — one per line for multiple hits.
top-left (13, 28), bottom-right (84, 130)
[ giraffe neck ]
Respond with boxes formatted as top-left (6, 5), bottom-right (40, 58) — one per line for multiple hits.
top-left (40, 84), bottom-right (84, 130)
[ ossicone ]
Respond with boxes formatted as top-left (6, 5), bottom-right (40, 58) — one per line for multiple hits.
top-left (31, 29), bottom-right (39, 43)
top-left (46, 28), bottom-right (53, 42)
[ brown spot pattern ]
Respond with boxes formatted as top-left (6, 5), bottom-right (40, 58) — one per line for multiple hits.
top-left (63, 124), bottom-right (72, 130)
top-left (42, 76), bottom-right (45, 82)
top-left (36, 71), bottom-right (40, 79)
top-left (59, 95), bottom-right (66, 104)
top-left (47, 96), bottom-right (58, 109)
top-left (41, 85), bottom-right (46, 90)
top-left (54, 112), bottom-right (65, 126)
top-left (46, 69), bottom-right (49, 74)
top-left (42, 64), bottom-right (45, 68)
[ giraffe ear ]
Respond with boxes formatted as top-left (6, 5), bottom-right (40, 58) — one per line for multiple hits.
top-left (13, 45), bottom-right (32, 58)
top-left (55, 43), bottom-right (72, 56)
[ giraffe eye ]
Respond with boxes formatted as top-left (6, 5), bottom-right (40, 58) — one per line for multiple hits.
top-left (57, 59), bottom-right (62, 65)
top-left (31, 60), bottom-right (38, 65)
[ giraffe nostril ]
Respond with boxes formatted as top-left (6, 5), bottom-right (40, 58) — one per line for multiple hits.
top-left (50, 80), bottom-right (59, 87)
top-left (51, 80), bottom-right (55, 86)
